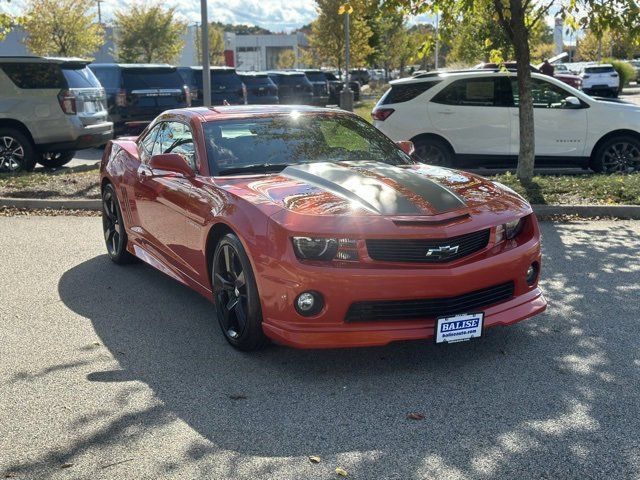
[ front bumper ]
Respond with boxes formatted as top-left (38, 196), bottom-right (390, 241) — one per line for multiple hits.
top-left (257, 233), bottom-right (546, 349)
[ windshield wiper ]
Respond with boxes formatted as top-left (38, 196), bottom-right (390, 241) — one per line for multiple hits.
top-left (217, 163), bottom-right (288, 176)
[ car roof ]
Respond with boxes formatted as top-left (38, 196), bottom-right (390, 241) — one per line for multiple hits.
top-left (90, 63), bottom-right (175, 69)
top-left (390, 69), bottom-right (561, 86)
top-left (266, 71), bottom-right (306, 76)
top-left (181, 66), bottom-right (236, 71)
top-left (0, 55), bottom-right (90, 65)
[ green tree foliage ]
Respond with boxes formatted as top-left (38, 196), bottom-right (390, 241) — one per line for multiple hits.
top-left (384, 0), bottom-right (640, 181)
top-left (0, 13), bottom-right (11, 41)
top-left (20, 0), bottom-right (103, 57)
top-left (195, 24), bottom-right (225, 65)
top-left (307, 0), bottom-right (373, 70)
top-left (114, 4), bottom-right (186, 63)
top-left (577, 28), bottom-right (639, 61)
top-left (276, 49), bottom-right (297, 69)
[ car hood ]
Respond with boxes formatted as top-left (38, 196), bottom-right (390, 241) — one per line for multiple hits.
top-left (216, 161), bottom-right (529, 217)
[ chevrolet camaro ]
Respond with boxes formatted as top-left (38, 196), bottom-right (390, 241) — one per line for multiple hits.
top-left (100, 105), bottom-right (547, 350)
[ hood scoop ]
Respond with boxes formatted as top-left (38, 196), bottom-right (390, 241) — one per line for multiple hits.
top-left (281, 162), bottom-right (467, 216)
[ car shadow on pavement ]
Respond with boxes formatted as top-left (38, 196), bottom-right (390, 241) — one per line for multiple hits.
top-left (35, 222), bottom-right (640, 478)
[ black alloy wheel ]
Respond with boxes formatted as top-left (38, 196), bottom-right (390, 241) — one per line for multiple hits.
top-left (102, 184), bottom-right (135, 264)
top-left (593, 136), bottom-right (640, 173)
top-left (212, 234), bottom-right (268, 351)
top-left (413, 138), bottom-right (453, 167)
top-left (0, 130), bottom-right (36, 173)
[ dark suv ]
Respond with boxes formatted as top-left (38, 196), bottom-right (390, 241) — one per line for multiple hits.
top-left (299, 70), bottom-right (329, 106)
top-left (0, 56), bottom-right (112, 172)
top-left (178, 66), bottom-right (247, 106)
top-left (89, 64), bottom-right (190, 136)
top-left (324, 71), bottom-right (361, 103)
top-left (266, 72), bottom-right (313, 104)
top-left (238, 72), bottom-right (279, 104)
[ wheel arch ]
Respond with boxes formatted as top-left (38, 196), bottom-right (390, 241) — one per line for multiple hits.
top-left (590, 129), bottom-right (640, 159)
top-left (0, 118), bottom-right (36, 146)
top-left (205, 222), bottom-right (237, 288)
top-left (409, 132), bottom-right (456, 154)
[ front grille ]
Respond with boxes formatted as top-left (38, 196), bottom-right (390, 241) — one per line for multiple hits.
top-left (345, 282), bottom-right (514, 322)
top-left (366, 229), bottom-right (490, 263)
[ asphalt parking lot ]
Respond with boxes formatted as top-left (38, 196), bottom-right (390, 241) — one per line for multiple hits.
top-left (1, 216), bottom-right (639, 479)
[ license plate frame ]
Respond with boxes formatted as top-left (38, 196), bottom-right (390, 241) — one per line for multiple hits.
top-left (435, 312), bottom-right (484, 344)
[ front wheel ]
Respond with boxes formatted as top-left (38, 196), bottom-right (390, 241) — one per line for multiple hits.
top-left (413, 137), bottom-right (454, 167)
top-left (39, 151), bottom-right (75, 169)
top-left (212, 234), bottom-right (268, 351)
top-left (591, 136), bottom-right (640, 173)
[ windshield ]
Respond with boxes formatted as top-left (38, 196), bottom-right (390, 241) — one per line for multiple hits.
top-left (584, 66), bottom-right (614, 74)
top-left (204, 113), bottom-right (413, 176)
top-left (305, 72), bottom-right (327, 82)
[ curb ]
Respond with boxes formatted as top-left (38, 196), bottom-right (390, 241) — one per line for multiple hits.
top-left (1, 197), bottom-right (640, 219)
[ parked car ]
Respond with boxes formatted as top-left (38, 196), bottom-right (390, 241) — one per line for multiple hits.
top-left (89, 63), bottom-right (190, 136)
top-left (266, 71), bottom-right (313, 104)
top-left (238, 72), bottom-right (279, 104)
top-left (178, 66), bottom-right (247, 106)
top-left (324, 71), bottom-right (361, 103)
top-left (373, 70), bottom-right (640, 173)
top-left (349, 68), bottom-right (371, 85)
top-left (578, 64), bottom-right (620, 97)
top-left (474, 61), bottom-right (583, 89)
top-left (299, 69), bottom-right (330, 106)
top-left (100, 104), bottom-right (546, 350)
top-left (0, 56), bottom-right (112, 172)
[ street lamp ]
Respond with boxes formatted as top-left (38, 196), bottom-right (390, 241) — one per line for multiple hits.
top-left (200, 0), bottom-right (211, 107)
top-left (339, 3), bottom-right (354, 112)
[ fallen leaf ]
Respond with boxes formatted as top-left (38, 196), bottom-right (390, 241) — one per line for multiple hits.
top-left (92, 341), bottom-right (101, 346)
top-left (4, 473), bottom-right (17, 478)
top-left (407, 412), bottom-right (425, 421)
top-left (229, 394), bottom-right (247, 400)
top-left (60, 463), bottom-right (73, 469)
top-left (308, 455), bottom-right (321, 464)
top-left (335, 467), bottom-right (348, 476)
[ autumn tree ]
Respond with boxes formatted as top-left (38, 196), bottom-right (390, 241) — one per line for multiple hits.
top-left (385, 0), bottom-right (640, 181)
top-left (307, 0), bottom-right (373, 71)
top-left (276, 49), bottom-right (297, 69)
top-left (114, 4), bottom-right (186, 63)
top-left (577, 28), bottom-right (638, 61)
top-left (20, 0), bottom-right (103, 57)
top-left (0, 0), bottom-right (11, 42)
top-left (195, 23), bottom-right (225, 65)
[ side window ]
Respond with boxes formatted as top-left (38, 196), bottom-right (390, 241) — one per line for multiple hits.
top-left (1, 63), bottom-right (65, 89)
top-left (511, 78), bottom-right (576, 109)
top-left (139, 124), bottom-right (162, 163)
top-left (156, 122), bottom-right (197, 171)
top-left (431, 78), bottom-right (496, 106)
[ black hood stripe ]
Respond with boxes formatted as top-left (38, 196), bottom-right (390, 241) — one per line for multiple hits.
top-left (282, 162), bottom-right (466, 215)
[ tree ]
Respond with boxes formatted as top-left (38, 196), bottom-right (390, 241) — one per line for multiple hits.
top-left (276, 49), bottom-right (297, 69)
top-left (577, 28), bottom-right (638, 61)
top-left (195, 23), bottom-right (225, 65)
top-left (20, 0), bottom-right (103, 57)
top-left (0, 13), bottom-right (11, 41)
top-left (385, 0), bottom-right (640, 181)
top-left (307, 0), bottom-right (373, 71)
top-left (114, 4), bottom-right (186, 63)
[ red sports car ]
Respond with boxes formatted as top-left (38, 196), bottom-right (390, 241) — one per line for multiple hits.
top-left (100, 105), bottom-right (546, 350)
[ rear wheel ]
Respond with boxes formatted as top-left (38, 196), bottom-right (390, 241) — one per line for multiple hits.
top-left (0, 129), bottom-right (36, 173)
top-left (39, 151), bottom-right (76, 169)
top-left (413, 137), bottom-right (454, 167)
top-left (102, 184), bottom-right (135, 264)
top-left (212, 234), bottom-right (268, 351)
top-left (591, 136), bottom-right (640, 173)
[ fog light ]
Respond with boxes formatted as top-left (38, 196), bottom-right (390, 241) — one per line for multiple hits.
top-left (526, 263), bottom-right (539, 285)
top-left (295, 291), bottom-right (324, 316)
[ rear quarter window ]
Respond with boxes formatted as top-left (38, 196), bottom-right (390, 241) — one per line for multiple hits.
top-left (62, 66), bottom-right (102, 88)
top-left (1, 63), bottom-right (65, 89)
top-left (380, 81), bottom-right (440, 105)
top-left (90, 67), bottom-right (121, 89)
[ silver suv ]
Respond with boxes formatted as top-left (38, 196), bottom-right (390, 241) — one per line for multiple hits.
top-left (0, 56), bottom-right (113, 172)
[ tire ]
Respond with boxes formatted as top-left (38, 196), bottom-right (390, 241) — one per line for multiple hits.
top-left (413, 137), bottom-right (454, 167)
top-left (212, 234), bottom-right (268, 351)
top-left (0, 128), bottom-right (37, 173)
top-left (38, 151), bottom-right (76, 169)
top-left (591, 135), bottom-right (640, 173)
top-left (102, 184), bottom-right (136, 264)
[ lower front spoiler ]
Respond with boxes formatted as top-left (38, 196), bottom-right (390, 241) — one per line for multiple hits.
top-left (262, 288), bottom-right (547, 349)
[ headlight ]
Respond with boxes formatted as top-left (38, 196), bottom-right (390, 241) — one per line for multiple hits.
top-left (292, 237), bottom-right (358, 261)
top-left (495, 218), bottom-right (525, 243)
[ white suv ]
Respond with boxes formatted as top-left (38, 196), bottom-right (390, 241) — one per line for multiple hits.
top-left (578, 64), bottom-right (620, 97)
top-left (373, 70), bottom-right (640, 173)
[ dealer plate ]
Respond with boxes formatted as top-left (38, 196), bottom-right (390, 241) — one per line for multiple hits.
top-left (435, 312), bottom-right (484, 344)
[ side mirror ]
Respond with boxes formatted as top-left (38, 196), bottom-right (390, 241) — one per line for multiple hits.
top-left (396, 140), bottom-right (415, 156)
top-left (563, 96), bottom-right (582, 109)
top-left (149, 153), bottom-right (194, 178)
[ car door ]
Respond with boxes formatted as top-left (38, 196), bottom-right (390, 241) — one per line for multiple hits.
top-left (133, 121), bottom-right (197, 276)
top-left (426, 77), bottom-right (511, 155)
top-left (508, 77), bottom-right (588, 157)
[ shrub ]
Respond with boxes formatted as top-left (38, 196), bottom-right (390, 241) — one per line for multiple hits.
top-left (604, 58), bottom-right (636, 87)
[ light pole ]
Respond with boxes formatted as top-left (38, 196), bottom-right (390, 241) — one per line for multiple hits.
top-left (434, 10), bottom-right (439, 70)
top-left (200, 0), bottom-right (211, 107)
top-left (339, 4), bottom-right (354, 111)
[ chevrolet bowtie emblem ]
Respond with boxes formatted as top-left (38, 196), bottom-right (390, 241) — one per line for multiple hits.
top-left (426, 245), bottom-right (460, 258)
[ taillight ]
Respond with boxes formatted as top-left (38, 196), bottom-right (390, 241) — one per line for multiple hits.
top-left (115, 89), bottom-right (127, 107)
top-left (372, 108), bottom-right (395, 121)
top-left (190, 88), bottom-right (199, 101)
top-left (184, 86), bottom-right (192, 107)
top-left (57, 89), bottom-right (76, 115)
